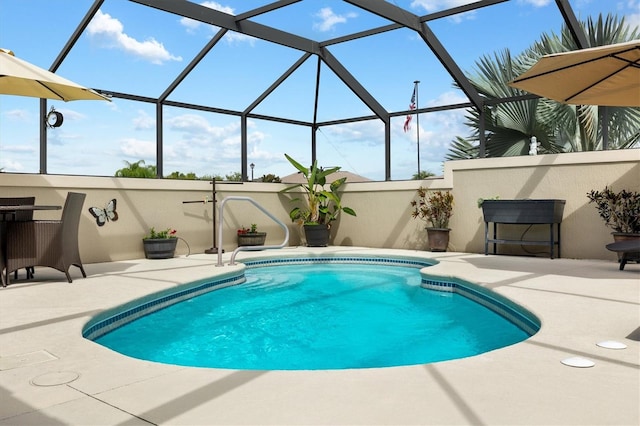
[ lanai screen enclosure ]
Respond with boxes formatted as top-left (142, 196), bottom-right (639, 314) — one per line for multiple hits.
top-left (0, 0), bottom-right (627, 180)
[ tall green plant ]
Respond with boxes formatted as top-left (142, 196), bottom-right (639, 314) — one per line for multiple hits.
top-left (281, 154), bottom-right (356, 225)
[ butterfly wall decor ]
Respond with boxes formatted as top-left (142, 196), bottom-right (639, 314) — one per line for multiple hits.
top-left (89, 199), bottom-right (118, 226)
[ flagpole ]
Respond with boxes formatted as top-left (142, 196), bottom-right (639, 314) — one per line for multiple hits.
top-left (414, 80), bottom-right (420, 177)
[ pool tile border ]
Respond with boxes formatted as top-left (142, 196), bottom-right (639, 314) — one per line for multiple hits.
top-left (83, 255), bottom-right (540, 342)
top-left (422, 276), bottom-right (540, 335)
top-left (243, 255), bottom-right (435, 269)
top-left (83, 272), bottom-right (245, 340)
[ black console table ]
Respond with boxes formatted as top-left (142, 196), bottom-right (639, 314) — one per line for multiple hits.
top-left (482, 199), bottom-right (566, 259)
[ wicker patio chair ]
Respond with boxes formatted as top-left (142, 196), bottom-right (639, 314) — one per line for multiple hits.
top-left (4, 192), bottom-right (87, 284)
top-left (0, 196), bottom-right (36, 280)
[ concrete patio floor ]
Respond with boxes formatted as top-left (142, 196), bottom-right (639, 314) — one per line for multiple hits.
top-left (0, 247), bottom-right (638, 425)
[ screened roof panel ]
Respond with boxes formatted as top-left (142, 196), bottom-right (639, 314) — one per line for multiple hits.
top-left (169, 38), bottom-right (305, 112)
top-left (328, 27), bottom-right (469, 113)
top-left (429, 0), bottom-right (568, 74)
top-left (248, 0), bottom-right (395, 41)
top-left (1, 0), bottom-right (635, 178)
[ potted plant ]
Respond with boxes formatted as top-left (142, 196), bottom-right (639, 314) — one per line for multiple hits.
top-left (410, 188), bottom-right (454, 252)
top-left (281, 154), bottom-right (356, 247)
top-left (142, 227), bottom-right (178, 259)
top-left (237, 224), bottom-right (267, 246)
top-left (587, 186), bottom-right (640, 252)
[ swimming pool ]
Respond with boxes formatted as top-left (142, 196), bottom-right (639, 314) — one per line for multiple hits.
top-left (84, 255), bottom-right (540, 370)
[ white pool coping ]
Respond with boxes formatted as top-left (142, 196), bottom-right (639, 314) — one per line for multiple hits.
top-left (1, 247), bottom-right (638, 425)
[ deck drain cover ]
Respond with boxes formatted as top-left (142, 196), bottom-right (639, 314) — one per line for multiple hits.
top-left (31, 371), bottom-right (79, 387)
top-left (561, 357), bottom-right (595, 368)
top-left (596, 340), bottom-right (627, 349)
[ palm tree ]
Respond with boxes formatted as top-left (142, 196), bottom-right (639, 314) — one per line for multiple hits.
top-left (412, 170), bottom-right (436, 180)
top-left (447, 14), bottom-right (640, 160)
top-left (114, 160), bottom-right (156, 178)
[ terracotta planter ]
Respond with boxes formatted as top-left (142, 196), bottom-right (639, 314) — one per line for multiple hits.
top-left (304, 224), bottom-right (330, 247)
top-left (142, 238), bottom-right (177, 259)
top-left (426, 227), bottom-right (450, 252)
top-left (237, 232), bottom-right (267, 246)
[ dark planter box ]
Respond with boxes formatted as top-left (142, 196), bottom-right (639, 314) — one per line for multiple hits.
top-left (482, 199), bottom-right (566, 259)
top-left (482, 199), bottom-right (565, 224)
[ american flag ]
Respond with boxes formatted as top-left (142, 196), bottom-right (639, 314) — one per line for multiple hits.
top-left (403, 87), bottom-right (416, 132)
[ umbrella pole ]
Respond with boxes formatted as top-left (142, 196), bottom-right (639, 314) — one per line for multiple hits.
top-left (601, 106), bottom-right (609, 150)
top-left (414, 80), bottom-right (420, 176)
top-left (205, 178), bottom-right (224, 254)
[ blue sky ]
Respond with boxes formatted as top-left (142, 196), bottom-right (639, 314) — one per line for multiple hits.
top-left (1, 0), bottom-right (638, 180)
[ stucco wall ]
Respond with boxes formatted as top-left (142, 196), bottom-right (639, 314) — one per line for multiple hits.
top-left (1, 148), bottom-right (638, 264)
top-left (447, 150), bottom-right (639, 260)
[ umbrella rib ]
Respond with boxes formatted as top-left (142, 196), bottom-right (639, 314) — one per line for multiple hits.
top-left (564, 59), bottom-right (639, 103)
top-left (36, 81), bottom-right (65, 101)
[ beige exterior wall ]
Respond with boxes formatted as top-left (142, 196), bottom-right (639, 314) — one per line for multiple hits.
top-left (1, 148), bottom-right (638, 263)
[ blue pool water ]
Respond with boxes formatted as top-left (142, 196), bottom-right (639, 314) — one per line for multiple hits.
top-left (93, 263), bottom-right (532, 370)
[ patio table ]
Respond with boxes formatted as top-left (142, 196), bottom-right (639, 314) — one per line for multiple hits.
top-left (0, 204), bottom-right (61, 286)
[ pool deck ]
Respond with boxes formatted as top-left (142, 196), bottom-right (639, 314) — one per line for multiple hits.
top-left (0, 247), bottom-right (638, 425)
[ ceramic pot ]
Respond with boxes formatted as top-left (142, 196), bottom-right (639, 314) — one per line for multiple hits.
top-left (426, 227), bottom-right (450, 252)
top-left (304, 224), bottom-right (329, 247)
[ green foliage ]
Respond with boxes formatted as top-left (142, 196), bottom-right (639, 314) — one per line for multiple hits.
top-left (115, 161), bottom-right (248, 181)
top-left (225, 172), bottom-right (243, 181)
top-left (477, 196), bottom-right (500, 208)
top-left (260, 173), bottom-right (281, 183)
top-left (200, 174), bottom-right (225, 181)
top-left (115, 160), bottom-right (156, 178)
top-left (448, 13), bottom-right (640, 160)
top-left (445, 136), bottom-right (479, 161)
top-left (166, 171), bottom-right (198, 180)
top-left (280, 153), bottom-right (356, 225)
top-left (412, 170), bottom-right (436, 180)
top-left (410, 188), bottom-right (454, 229)
top-left (144, 227), bottom-right (177, 239)
top-left (587, 187), bottom-right (640, 233)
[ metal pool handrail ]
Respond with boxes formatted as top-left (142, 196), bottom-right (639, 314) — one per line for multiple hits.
top-left (216, 196), bottom-right (290, 267)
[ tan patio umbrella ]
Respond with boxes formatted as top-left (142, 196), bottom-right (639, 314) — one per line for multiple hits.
top-left (0, 48), bottom-right (110, 102)
top-left (508, 40), bottom-right (640, 107)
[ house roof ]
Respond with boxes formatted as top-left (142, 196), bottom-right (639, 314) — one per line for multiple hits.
top-left (281, 170), bottom-right (372, 184)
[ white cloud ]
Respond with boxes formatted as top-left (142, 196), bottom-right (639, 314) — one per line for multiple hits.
top-left (4, 109), bottom-right (30, 121)
top-left (313, 7), bottom-right (358, 32)
top-left (167, 113), bottom-right (240, 141)
top-left (120, 138), bottom-right (156, 158)
top-left (179, 2), bottom-right (256, 45)
top-left (409, 0), bottom-right (551, 23)
top-left (410, 0), bottom-right (476, 13)
top-left (521, 0), bottom-right (552, 7)
top-left (87, 10), bottom-right (182, 65)
top-left (411, 0), bottom-right (551, 12)
top-left (626, 13), bottom-right (640, 30)
top-left (54, 109), bottom-right (85, 122)
top-left (179, 1), bottom-right (235, 31)
top-left (410, 0), bottom-right (480, 23)
top-left (132, 110), bottom-right (155, 130)
top-left (0, 158), bottom-right (28, 172)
